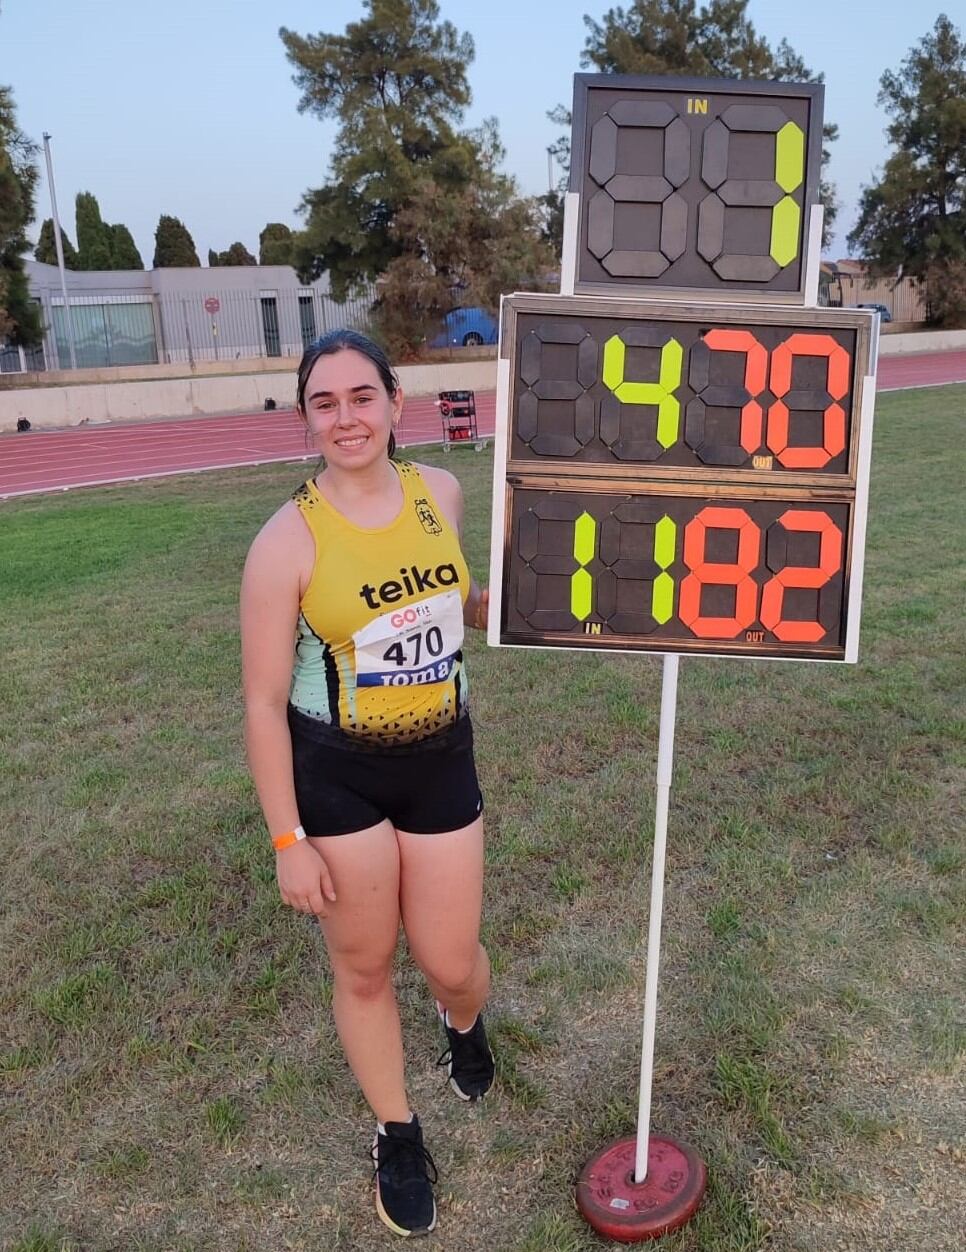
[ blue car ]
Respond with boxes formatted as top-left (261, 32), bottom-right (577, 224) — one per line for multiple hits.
top-left (430, 306), bottom-right (499, 348)
top-left (853, 302), bottom-right (893, 322)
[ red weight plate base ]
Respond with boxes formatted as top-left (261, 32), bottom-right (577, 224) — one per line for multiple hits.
top-left (576, 1134), bottom-right (707, 1242)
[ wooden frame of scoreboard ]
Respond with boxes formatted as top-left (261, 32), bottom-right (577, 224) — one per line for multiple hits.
top-left (487, 73), bottom-right (877, 667)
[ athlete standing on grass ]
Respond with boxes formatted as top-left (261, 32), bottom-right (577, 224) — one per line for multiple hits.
top-left (240, 329), bottom-right (494, 1238)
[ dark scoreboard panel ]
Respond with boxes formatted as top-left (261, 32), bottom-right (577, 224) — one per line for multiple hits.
top-left (508, 297), bottom-right (874, 484)
top-left (570, 75), bottom-right (824, 299)
top-left (493, 293), bottom-right (876, 662)
top-left (503, 484), bottom-right (852, 660)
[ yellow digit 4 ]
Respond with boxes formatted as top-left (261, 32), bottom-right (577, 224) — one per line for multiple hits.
top-left (602, 333), bottom-right (683, 449)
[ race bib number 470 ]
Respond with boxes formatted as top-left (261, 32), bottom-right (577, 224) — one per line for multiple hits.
top-left (353, 590), bottom-right (465, 687)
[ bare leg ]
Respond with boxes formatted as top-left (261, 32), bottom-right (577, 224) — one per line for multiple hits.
top-left (397, 817), bottom-right (490, 1030)
top-left (308, 821), bottom-right (410, 1124)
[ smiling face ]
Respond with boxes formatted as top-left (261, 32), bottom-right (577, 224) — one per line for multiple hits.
top-left (300, 348), bottom-right (403, 470)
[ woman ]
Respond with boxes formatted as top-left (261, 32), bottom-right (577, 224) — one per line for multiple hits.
top-left (240, 329), bottom-right (493, 1238)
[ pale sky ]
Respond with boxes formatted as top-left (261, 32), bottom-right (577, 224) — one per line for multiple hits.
top-left (2, 0), bottom-right (956, 267)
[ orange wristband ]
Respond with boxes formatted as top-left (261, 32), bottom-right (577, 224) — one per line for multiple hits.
top-left (272, 825), bottom-right (306, 851)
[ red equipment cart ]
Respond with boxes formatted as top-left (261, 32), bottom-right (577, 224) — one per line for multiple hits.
top-left (436, 390), bottom-right (487, 452)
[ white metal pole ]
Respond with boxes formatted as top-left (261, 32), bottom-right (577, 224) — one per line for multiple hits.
top-left (634, 652), bottom-right (680, 1183)
top-left (41, 133), bottom-right (77, 371)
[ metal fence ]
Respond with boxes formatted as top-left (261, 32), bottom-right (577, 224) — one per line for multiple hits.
top-left (819, 274), bottom-right (927, 322)
top-left (153, 285), bottom-right (376, 368)
top-left (8, 269), bottom-right (932, 376)
top-left (0, 339), bottom-right (46, 375)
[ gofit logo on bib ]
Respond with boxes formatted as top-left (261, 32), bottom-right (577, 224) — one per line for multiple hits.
top-left (353, 590), bottom-right (465, 688)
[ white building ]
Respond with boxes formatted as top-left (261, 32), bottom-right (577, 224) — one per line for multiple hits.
top-left (3, 261), bottom-right (374, 373)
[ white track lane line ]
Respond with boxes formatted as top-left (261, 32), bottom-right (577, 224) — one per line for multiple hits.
top-left (0, 434), bottom-right (487, 499)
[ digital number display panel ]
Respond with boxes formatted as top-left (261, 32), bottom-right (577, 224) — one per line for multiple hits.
top-left (491, 293), bottom-right (876, 663)
top-left (503, 485), bottom-right (852, 660)
top-left (569, 75), bottom-right (824, 300)
top-left (507, 297), bottom-right (874, 485)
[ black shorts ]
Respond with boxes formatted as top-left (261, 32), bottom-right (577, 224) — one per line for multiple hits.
top-left (287, 705), bottom-right (484, 837)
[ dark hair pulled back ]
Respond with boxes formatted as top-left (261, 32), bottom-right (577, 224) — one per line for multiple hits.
top-left (296, 329), bottom-right (400, 458)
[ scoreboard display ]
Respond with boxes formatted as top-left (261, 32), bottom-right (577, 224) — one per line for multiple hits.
top-left (568, 75), bottom-right (824, 300)
top-left (488, 74), bottom-right (876, 667)
top-left (510, 303), bottom-right (865, 479)
top-left (489, 294), bottom-right (876, 663)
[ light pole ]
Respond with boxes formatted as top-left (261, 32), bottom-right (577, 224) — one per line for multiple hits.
top-left (41, 132), bottom-right (77, 370)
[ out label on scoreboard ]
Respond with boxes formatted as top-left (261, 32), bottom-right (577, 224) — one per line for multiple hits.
top-left (568, 74), bottom-right (824, 301)
top-left (490, 293), bottom-right (876, 663)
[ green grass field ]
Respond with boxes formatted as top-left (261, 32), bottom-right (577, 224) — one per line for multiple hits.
top-left (1, 385), bottom-right (964, 1252)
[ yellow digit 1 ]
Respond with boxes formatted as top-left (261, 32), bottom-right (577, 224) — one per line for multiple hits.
top-left (572, 510), bottom-right (596, 621)
top-left (771, 121), bottom-right (804, 267)
top-left (602, 333), bottom-right (683, 449)
top-left (652, 515), bottom-right (676, 624)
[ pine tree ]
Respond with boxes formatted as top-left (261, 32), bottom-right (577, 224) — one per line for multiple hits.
top-left (281, 0), bottom-right (476, 296)
top-left (35, 217), bottom-right (80, 268)
top-left (281, 0), bottom-right (551, 353)
top-left (108, 223), bottom-right (143, 269)
top-left (153, 214), bottom-right (200, 267)
top-left (549, 0), bottom-right (839, 247)
top-left (208, 241), bottom-right (257, 266)
top-left (372, 118), bottom-right (552, 355)
top-left (259, 222), bottom-right (295, 266)
top-left (75, 191), bottom-right (114, 270)
top-left (223, 241), bottom-right (257, 265)
top-left (848, 14), bottom-right (966, 325)
top-left (0, 83), bottom-right (42, 345)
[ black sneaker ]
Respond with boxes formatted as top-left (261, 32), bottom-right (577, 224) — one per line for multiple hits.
top-left (372, 1115), bottom-right (438, 1237)
top-left (436, 1003), bottom-right (495, 1101)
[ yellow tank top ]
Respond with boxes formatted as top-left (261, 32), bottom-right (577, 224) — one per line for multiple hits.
top-left (290, 461), bottom-right (470, 744)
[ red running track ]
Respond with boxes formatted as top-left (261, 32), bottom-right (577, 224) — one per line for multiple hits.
top-left (0, 393), bottom-right (496, 500)
top-left (1, 351), bottom-right (963, 501)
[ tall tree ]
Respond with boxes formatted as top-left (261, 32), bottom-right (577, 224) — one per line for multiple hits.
top-left (208, 241), bottom-right (257, 266)
top-left (35, 217), bottom-right (80, 268)
top-left (374, 120), bottom-right (553, 355)
top-left (583, 0), bottom-right (810, 78)
top-left (848, 14), bottom-right (966, 326)
top-left (153, 214), bottom-right (200, 267)
top-left (69, 193), bottom-right (144, 270)
top-left (0, 82), bottom-right (42, 345)
top-left (550, 0), bottom-right (839, 247)
top-left (75, 191), bottom-right (114, 270)
top-left (259, 222), bottom-right (295, 266)
top-left (281, 0), bottom-right (551, 353)
top-left (108, 223), bottom-right (144, 269)
top-left (536, 188), bottom-right (565, 257)
top-left (281, 0), bottom-right (476, 297)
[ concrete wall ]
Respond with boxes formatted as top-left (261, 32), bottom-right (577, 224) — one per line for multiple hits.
top-left (878, 328), bottom-right (966, 355)
top-left (0, 358), bottom-right (499, 431)
top-left (0, 354), bottom-right (295, 389)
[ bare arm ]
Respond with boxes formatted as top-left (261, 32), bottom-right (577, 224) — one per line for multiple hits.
top-left (240, 505), bottom-right (336, 913)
